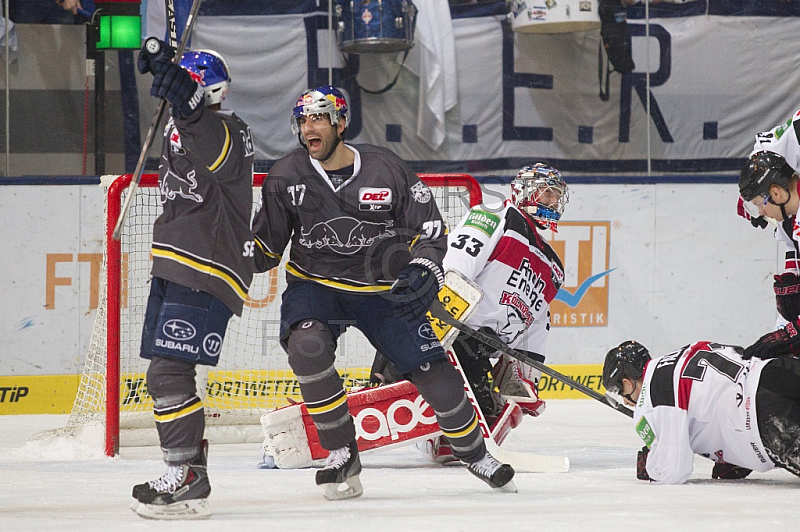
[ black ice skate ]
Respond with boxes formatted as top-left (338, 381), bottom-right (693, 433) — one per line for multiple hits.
top-left (467, 451), bottom-right (517, 492)
top-left (131, 440), bottom-right (211, 520)
top-left (315, 440), bottom-right (363, 500)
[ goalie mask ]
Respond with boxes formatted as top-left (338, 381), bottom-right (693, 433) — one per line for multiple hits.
top-left (180, 49), bottom-right (231, 106)
top-left (602, 341), bottom-right (651, 398)
top-left (510, 164), bottom-right (569, 232)
top-left (739, 151), bottom-right (795, 202)
top-left (291, 85), bottom-right (349, 140)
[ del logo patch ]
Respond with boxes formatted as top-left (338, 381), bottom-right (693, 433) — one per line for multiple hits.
top-left (359, 188), bottom-right (392, 211)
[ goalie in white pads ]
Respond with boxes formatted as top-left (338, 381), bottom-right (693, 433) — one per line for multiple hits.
top-left (130, 42), bottom-right (255, 520)
top-left (414, 164), bottom-right (568, 461)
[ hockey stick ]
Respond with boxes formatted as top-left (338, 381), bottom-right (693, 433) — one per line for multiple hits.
top-left (433, 271), bottom-right (568, 473)
top-left (445, 344), bottom-right (569, 473)
top-left (429, 302), bottom-right (635, 419)
top-left (111, 0), bottom-right (204, 240)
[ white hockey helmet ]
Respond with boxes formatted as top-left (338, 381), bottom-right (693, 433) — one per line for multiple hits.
top-left (510, 163), bottom-right (569, 229)
top-left (180, 49), bottom-right (231, 106)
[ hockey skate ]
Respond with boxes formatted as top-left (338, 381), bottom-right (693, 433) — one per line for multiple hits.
top-left (493, 356), bottom-right (546, 417)
top-left (467, 451), bottom-right (517, 492)
top-left (131, 440), bottom-right (211, 520)
top-left (315, 440), bottom-right (363, 500)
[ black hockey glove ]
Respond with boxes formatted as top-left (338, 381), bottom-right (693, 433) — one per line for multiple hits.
top-left (137, 38), bottom-right (174, 76)
top-left (711, 461), bottom-right (752, 480)
top-left (636, 445), bottom-right (651, 481)
top-left (389, 260), bottom-right (443, 321)
top-left (774, 273), bottom-right (800, 322)
top-left (151, 62), bottom-right (204, 119)
top-left (750, 216), bottom-right (769, 229)
top-left (743, 319), bottom-right (800, 360)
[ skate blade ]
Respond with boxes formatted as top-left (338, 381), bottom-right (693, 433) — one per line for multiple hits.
top-left (132, 498), bottom-right (212, 520)
top-left (494, 479), bottom-right (518, 494)
top-left (322, 475), bottom-right (364, 501)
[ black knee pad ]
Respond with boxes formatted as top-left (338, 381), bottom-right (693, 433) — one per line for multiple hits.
top-left (146, 355), bottom-right (197, 401)
top-left (408, 358), bottom-right (465, 412)
top-left (285, 319), bottom-right (337, 377)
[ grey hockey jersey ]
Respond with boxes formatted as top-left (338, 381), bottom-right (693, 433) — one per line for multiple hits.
top-left (151, 107), bottom-right (255, 315)
top-left (251, 144), bottom-right (446, 291)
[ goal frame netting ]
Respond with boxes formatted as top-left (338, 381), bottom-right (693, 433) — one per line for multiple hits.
top-left (64, 172), bottom-right (482, 457)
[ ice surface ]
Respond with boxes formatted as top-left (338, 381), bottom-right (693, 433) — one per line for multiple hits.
top-left (1, 400), bottom-right (798, 531)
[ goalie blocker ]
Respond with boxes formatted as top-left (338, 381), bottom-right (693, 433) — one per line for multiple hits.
top-left (261, 380), bottom-right (524, 469)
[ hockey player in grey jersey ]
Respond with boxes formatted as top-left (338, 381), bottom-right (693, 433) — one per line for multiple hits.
top-left (251, 86), bottom-right (514, 499)
top-left (130, 41), bottom-right (255, 520)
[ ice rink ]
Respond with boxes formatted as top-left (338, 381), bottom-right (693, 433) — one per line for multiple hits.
top-left (2, 400), bottom-right (799, 531)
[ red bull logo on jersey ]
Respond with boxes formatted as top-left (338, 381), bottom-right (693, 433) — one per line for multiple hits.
top-left (160, 169), bottom-right (203, 204)
top-left (547, 221), bottom-right (613, 327)
top-left (298, 216), bottom-right (396, 255)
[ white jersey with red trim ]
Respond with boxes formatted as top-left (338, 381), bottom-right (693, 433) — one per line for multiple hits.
top-left (442, 200), bottom-right (564, 355)
top-left (634, 342), bottom-right (775, 484)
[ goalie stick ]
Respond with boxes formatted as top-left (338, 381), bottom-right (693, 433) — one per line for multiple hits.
top-left (428, 301), bottom-right (634, 419)
top-left (112, 0), bottom-right (204, 240)
top-left (434, 271), bottom-right (568, 473)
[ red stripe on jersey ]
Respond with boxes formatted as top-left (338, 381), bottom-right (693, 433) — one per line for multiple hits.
top-left (488, 235), bottom-right (559, 302)
top-left (676, 341), bottom-right (712, 410)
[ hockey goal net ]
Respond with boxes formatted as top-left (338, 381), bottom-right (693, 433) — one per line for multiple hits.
top-left (47, 172), bottom-right (481, 456)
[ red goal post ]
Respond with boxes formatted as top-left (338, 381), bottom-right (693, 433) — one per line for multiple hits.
top-left (90, 172), bottom-right (482, 456)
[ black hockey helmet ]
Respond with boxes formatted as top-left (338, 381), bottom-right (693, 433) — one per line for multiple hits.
top-left (739, 151), bottom-right (795, 201)
top-left (602, 340), bottom-right (651, 394)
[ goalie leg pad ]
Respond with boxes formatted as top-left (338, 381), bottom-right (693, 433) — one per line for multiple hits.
top-left (409, 358), bottom-right (485, 463)
top-left (261, 404), bottom-right (315, 469)
top-left (285, 319), bottom-right (356, 450)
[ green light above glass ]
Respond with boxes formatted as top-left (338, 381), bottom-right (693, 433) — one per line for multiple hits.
top-left (97, 15), bottom-right (142, 50)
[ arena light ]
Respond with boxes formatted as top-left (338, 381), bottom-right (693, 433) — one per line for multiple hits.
top-left (96, 15), bottom-right (141, 50)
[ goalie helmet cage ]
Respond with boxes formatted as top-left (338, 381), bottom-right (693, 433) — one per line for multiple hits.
top-left (60, 172), bottom-right (482, 457)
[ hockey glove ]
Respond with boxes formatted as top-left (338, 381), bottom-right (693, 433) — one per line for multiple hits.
top-left (736, 196), bottom-right (769, 229)
top-left (636, 445), bottom-right (651, 481)
top-left (711, 461), bottom-right (752, 480)
top-left (743, 319), bottom-right (800, 360)
top-left (137, 38), bottom-right (174, 77)
top-left (151, 63), bottom-right (204, 119)
top-left (389, 260), bottom-right (443, 321)
top-left (774, 272), bottom-right (800, 322)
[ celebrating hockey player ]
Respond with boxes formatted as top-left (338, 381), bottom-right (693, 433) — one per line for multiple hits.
top-left (130, 41), bottom-right (255, 519)
top-left (602, 339), bottom-right (800, 484)
top-left (251, 86), bottom-right (515, 499)
top-left (414, 163), bottom-right (567, 461)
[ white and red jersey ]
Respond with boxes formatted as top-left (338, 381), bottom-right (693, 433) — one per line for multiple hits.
top-left (634, 342), bottom-right (775, 484)
top-left (442, 200), bottom-right (564, 356)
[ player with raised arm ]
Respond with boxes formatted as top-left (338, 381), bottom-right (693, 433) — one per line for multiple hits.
top-left (602, 339), bottom-right (800, 484)
top-left (251, 86), bottom-right (514, 499)
top-left (413, 164), bottom-right (568, 461)
top-left (129, 41), bottom-right (255, 520)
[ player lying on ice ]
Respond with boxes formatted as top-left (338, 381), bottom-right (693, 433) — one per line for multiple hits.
top-left (260, 164), bottom-right (569, 469)
top-left (602, 337), bottom-right (800, 484)
top-left (251, 85), bottom-right (516, 500)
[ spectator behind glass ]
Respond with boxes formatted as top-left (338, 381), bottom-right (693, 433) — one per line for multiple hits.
top-left (9, 0), bottom-right (95, 24)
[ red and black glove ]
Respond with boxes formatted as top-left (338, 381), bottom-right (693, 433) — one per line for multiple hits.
top-left (774, 272), bottom-right (800, 322)
top-left (636, 445), bottom-right (651, 481)
top-left (711, 461), bottom-right (752, 480)
top-left (743, 319), bottom-right (800, 360)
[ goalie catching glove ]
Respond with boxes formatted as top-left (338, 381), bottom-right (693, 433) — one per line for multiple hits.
top-left (743, 319), bottom-right (800, 360)
top-left (390, 259), bottom-right (444, 321)
top-left (774, 272), bottom-right (800, 322)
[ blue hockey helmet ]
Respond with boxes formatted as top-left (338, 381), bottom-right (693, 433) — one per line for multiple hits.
top-left (180, 49), bottom-right (231, 106)
top-left (291, 85), bottom-right (349, 136)
top-left (510, 163), bottom-right (569, 230)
